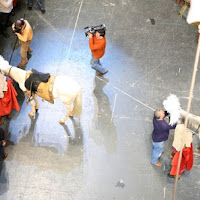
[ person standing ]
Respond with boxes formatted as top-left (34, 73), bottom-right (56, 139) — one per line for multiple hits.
top-left (150, 109), bottom-right (176, 167)
top-left (28, 0), bottom-right (45, 14)
top-left (88, 29), bottom-right (108, 76)
top-left (0, 128), bottom-right (8, 161)
top-left (12, 18), bottom-right (33, 67)
top-left (0, 74), bottom-right (20, 125)
top-left (168, 123), bottom-right (193, 179)
top-left (0, 0), bottom-right (13, 37)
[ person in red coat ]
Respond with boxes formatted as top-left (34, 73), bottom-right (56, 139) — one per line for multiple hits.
top-left (168, 123), bottom-right (193, 179)
top-left (0, 74), bottom-right (20, 125)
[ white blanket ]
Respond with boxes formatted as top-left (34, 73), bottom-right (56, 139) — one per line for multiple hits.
top-left (0, 74), bottom-right (7, 98)
top-left (187, 0), bottom-right (200, 25)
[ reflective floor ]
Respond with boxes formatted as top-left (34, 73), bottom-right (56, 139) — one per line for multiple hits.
top-left (0, 0), bottom-right (200, 199)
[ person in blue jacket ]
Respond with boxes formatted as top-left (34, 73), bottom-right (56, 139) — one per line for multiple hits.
top-left (150, 109), bottom-right (176, 167)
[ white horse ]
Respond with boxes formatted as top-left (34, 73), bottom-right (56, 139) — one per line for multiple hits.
top-left (0, 55), bottom-right (82, 124)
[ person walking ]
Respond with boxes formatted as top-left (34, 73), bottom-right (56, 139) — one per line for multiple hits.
top-left (88, 29), bottom-right (108, 76)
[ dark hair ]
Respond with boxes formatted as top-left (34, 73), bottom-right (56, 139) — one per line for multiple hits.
top-left (16, 19), bottom-right (25, 27)
top-left (97, 29), bottom-right (106, 37)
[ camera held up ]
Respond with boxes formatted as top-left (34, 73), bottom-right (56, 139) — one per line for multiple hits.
top-left (84, 24), bottom-right (106, 37)
top-left (13, 26), bottom-right (21, 34)
top-left (13, 19), bottom-right (25, 34)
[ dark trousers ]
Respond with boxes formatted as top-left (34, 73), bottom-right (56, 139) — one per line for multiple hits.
top-left (0, 13), bottom-right (11, 32)
top-left (0, 145), bottom-right (5, 158)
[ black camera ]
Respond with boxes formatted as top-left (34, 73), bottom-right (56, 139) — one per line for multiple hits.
top-left (13, 19), bottom-right (25, 34)
top-left (13, 26), bottom-right (21, 33)
top-left (84, 24), bottom-right (106, 37)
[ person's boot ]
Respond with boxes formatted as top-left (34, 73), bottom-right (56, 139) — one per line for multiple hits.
top-left (0, 117), bottom-right (4, 125)
top-left (18, 60), bottom-right (28, 67)
top-left (7, 113), bottom-right (12, 119)
top-left (0, 152), bottom-right (8, 161)
top-left (170, 151), bottom-right (175, 158)
top-left (41, 9), bottom-right (46, 14)
top-left (27, 47), bottom-right (33, 53)
top-left (168, 173), bottom-right (181, 179)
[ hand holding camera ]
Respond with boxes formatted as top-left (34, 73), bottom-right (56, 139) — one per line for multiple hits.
top-left (12, 19), bottom-right (25, 34)
top-left (87, 32), bottom-right (93, 38)
top-left (84, 24), bottom-right (106, 37)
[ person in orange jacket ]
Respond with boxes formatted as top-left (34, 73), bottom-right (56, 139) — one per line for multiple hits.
top-left (88, 29), bottom-right (108, 75)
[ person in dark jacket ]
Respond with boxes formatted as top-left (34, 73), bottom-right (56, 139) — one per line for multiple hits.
top-left (0, 127), bottom-right (8, 161)
top-left (150, 109), bottom-right (176, 167)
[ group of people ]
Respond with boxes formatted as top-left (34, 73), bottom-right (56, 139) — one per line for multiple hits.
top-left (150, 109), bottom-right (193, 179)
top-left (0, 0), bottom-right (108, 73)
top-left (0, 0), bottom-right (108, 161)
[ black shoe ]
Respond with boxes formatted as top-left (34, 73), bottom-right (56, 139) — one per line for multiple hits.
top-left (28, 6), bottom-right (32, 10)
top-left (167, 173), bottom-right (174, 178)
top-left (168, 173), bottom-right (180, 180)
top-left (0, 152), bottom-right (8, 161)
top-left (41, 9), bottom-right (45, 14)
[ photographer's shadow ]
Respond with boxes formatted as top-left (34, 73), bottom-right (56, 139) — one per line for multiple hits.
top-left (90, 76), bottom-right (117, 153)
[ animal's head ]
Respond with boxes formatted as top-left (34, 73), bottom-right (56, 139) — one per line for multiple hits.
top-left (0, 55), bottom-right (11, 75)
top-left (163, 94), bottom-right (181, 125)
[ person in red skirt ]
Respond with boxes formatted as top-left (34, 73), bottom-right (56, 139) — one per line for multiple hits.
top-left (0, 74), bottom-right (20, 125)
top-left (168, 123), bottom-right (193, 179)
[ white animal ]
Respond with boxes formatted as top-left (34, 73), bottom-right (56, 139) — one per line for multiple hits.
top-left (0, 55), bottom-right (82, 124)
top-left (163, 94), bottom-right (200, 139)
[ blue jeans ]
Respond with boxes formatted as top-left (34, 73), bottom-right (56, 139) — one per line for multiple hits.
top-left (150, 141), bottom-right (164, 164)
top-left (90, 56), bottom-right (107, 73)
top-left (28, 0), bottom-right (45, 10)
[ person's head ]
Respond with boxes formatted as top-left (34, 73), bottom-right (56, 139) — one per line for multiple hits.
top-left (154, 109), bottom-right (165, 120)
top-left (96, 29), bottom-right (105, 39)
top-left (15, 19), bottom-right (25, 30)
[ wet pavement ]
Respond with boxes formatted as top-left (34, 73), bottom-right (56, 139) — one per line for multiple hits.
top-left (1, 0), bottom-right (200, 199)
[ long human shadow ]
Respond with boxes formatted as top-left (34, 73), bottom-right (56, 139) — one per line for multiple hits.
top-left (90, 76), bottom-right (117, 153)
top-left (0, 156), bottom-right (9, 196)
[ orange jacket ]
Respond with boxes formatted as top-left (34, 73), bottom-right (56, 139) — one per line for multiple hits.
top-left (89, 35), bottom-right (106, 59)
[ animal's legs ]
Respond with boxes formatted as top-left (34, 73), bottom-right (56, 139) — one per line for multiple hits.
top-left (59, 104), bottom-right (73, 124)
top-left (29, 98), bottom-right (36, 117)
top-left (34, 94), bottom-right (39, 112)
